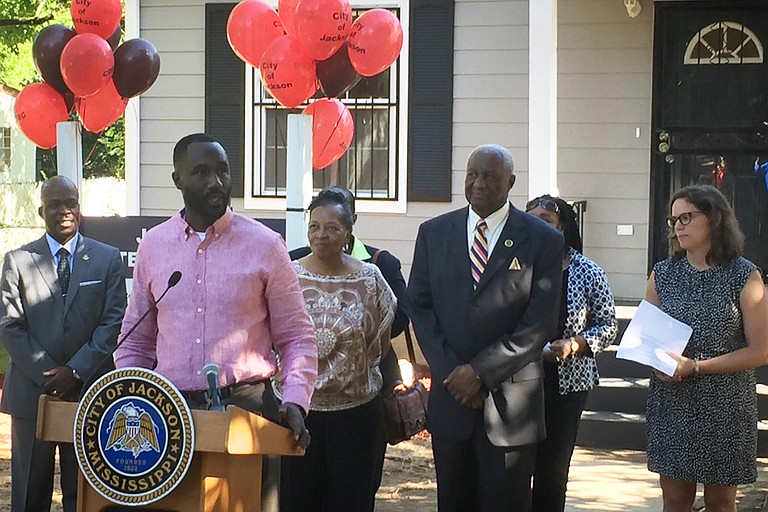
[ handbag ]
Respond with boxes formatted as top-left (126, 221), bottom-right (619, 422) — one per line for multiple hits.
top-left (381, 324), bottom-right (429, 445)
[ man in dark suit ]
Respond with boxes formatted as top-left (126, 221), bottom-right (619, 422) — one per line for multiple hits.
top-left (0, 176), bottom-right (127, 512)
top-left (408, 144), bottom-right (564, 512)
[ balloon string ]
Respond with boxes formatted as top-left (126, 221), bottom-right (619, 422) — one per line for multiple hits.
top-left (82, 134), bottom-right (100, 168)
top-left (318, 108), bottom-right (347, 162)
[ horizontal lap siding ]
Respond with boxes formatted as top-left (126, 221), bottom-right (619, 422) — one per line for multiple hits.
top-left (558, 0), bottom-right (653, 299)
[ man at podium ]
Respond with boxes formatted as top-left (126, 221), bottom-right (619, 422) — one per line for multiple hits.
top-left (115, 133), bottom-right (318, 511)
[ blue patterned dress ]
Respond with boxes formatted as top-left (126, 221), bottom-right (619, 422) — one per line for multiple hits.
top-left (647, 256), bottom-right (758, 485)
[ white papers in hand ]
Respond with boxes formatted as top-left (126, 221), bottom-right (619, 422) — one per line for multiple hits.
top-left (616, 300), bottom-right (693, 377)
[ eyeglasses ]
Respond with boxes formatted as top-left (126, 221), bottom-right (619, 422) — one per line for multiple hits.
top-left (526, 197), bottom-right (560, 214)
top-left (666, 211), bottom-right (704, 228)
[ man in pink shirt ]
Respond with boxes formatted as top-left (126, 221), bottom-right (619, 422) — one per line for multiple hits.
top-left (115, 133), bottom-right (318, 508)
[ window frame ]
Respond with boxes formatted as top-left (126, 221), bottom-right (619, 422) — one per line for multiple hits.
top-left (243, 0), bottom-right (409, 214)
top-left (0, 126), bottom-right (11, 173)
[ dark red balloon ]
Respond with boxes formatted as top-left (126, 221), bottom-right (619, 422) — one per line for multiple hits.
top-left (106, 25), bottom-right (122, 49)
top-left (32, 25), bottom-right (77, 95)
top-left (316, 41), bottom-right (360, 98)
top-left (113, 38), bottom-right (161, 98)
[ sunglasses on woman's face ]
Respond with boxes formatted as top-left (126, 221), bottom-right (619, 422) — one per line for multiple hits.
top-left (525, 197), bottom-right (560, 214)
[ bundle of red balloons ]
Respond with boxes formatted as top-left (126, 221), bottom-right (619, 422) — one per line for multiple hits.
top-left (227, 0), bottom-right (403, 168)
top-left (14, 0), bottom-right (161, 149)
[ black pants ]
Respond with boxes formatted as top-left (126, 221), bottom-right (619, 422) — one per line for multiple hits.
top-left (281, 396), bottom-right (385, 512)
top-left (182, 381), bottom-right (281, 512)
top-left (531, 365), bottom-right (589, 512)
top-left (432, 413), bottom-right (537, 512)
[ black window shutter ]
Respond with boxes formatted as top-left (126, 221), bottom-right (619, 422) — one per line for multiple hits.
top-left (205, 3), bottom-right (245, 197)
top-left (407, 0), bottom-right (454, 202)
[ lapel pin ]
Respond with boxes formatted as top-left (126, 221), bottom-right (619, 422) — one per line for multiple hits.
top-left (509, 257), bottom-right (521, 271)
top-left (504, 239), bottom-right (514, 248)
top-left (82, 254), bottom-right (89, 261)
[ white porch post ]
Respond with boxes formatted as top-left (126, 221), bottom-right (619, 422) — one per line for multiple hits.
top-left (284, 114), bottom-right (313, 250)
top-left (56, 121), bottom-right (83, 190)
top-left (528, 0), bottom-right (558, 199)
top-left (124, 0), bottom-right (140, 215)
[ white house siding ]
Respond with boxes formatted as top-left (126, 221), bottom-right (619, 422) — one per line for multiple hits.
top-left (558, 0), bottom-right (654, 299)
top-left (136, 0), bottom-right (653, 299)
top-left (0, 92), bottom-right (36, 184)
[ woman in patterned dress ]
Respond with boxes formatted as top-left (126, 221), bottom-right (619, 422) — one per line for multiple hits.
top-left (278, 189), bottom-right (396, 512)
top-left (645, 185), bottom-right (768, 512)
top-left (526, 195), bottom-right (618, 512)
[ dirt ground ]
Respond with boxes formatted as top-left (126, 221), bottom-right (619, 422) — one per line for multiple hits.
top-left (0, 411), bottom-right (765, 512)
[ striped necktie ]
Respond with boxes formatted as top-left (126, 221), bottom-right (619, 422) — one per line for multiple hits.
top-left (470, 219), bottom-right (488, 288)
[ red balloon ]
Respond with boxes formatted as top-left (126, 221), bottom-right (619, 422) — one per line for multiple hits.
top-left (303, 99), bottom-right (354, 169)
top-left (294, 0), bottom-right (352, 60)
top-left (33, 25), bottom-right (76, 95)
top-left (60, 34), bottom-right (114, 98)
top-left (348, 9), bottom-right (403, 77)
top-left (14, 83), bottom-right (69, 149)
top-left (278, 0), bottom-right (299, 36)
top-left (113, 38), bottom-right (161, 98)
top-left (227, 0), bottom-right (284, 68)
top-left (71, 0), bottom-right (122, 40)
top-left (316, 41), bottom-right (360, 97)
top-left (76, 80), bottom-right (128, 133)
top-left (259, 36), bottom-right (317, 108)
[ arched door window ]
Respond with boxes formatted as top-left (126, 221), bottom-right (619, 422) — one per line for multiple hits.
top-left (684, 21), bottom-right (764, 64)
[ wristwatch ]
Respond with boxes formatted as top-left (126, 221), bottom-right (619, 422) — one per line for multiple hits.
top-left (569, 337), bottom-right (579, 355)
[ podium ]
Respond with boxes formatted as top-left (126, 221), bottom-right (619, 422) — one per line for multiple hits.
top-left (37, 395), bottom-right (303, 512)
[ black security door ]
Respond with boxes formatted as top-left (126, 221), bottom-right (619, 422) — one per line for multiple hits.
top-left (651, 1), bottom-right (768, 278)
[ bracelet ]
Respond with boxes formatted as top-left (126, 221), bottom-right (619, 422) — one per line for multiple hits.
top-left (693, 359), bottom-right (700, 376)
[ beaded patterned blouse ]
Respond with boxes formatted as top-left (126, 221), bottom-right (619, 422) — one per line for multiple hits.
top-left (275, 261), bottom-right (396, 411)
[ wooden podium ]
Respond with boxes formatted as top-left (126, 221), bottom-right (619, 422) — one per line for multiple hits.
top-left (37, 395), bottom-right (303, 512)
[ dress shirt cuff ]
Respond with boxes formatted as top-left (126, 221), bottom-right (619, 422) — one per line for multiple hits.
top-left (280, 386), bottom-right (312, 416)
top-left (113, 353), bottom-right (155, 370)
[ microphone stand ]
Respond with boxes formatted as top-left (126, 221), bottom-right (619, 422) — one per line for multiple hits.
top-left (78, 271), bottom-right (182, 398)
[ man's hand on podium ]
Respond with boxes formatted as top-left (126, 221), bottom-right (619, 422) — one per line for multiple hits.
top-left (279, 402), bottom-right (311, 450)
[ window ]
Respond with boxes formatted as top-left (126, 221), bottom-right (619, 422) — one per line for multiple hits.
top-left (244, 2), bottom-right (409, 213)
top-left (0, 127), bottom-right (10, 173)
top-left (684, 21), bottom-right (764, 65)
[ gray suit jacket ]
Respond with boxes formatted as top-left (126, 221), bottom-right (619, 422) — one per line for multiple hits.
top-left (408, 204), bottom-right (564, 447)
top-left (0, 235), bottom-right (126, 419)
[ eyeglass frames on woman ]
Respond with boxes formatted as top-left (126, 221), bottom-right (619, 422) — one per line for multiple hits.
top-left (525, 197), bottom-right (560, 213)
top-left (666, 211), bottom-right (704, 228)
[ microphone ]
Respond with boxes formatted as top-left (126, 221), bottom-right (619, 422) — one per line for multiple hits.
top-left (203, 363), bottom-right (225, 411)
top-left (78, 271), bottom-right (183, 398)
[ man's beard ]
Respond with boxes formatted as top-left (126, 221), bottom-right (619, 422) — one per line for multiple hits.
top-left (185, 190), bottom-right (231, 220)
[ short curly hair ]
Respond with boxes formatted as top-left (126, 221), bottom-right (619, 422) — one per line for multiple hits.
top-left (668, 185), bottom-right (744, 265)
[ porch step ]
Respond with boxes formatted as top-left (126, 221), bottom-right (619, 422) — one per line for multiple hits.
top-left (576, 411), bottom-right (646, 451)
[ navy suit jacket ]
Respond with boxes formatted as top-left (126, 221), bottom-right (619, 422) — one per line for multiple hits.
top-left (408, 204), bottom-right (563, 447)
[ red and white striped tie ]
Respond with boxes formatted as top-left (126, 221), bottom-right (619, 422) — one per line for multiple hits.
top-left (470, 219), bottom-right (488, 288)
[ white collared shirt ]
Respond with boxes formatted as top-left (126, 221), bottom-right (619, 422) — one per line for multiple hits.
top-left (467, 201), bottom-right (510, 256)
top-left (46, 232), bottom-right (79, 272)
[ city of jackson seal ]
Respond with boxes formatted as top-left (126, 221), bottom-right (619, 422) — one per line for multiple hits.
top-left (74, 368), bottom-right (195, 506)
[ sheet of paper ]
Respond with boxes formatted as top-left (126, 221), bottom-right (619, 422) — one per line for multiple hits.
top-left (616, 299), bottom-right (693, 376)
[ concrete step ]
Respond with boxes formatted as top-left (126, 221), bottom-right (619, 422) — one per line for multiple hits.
top-left (576, 411), bottom-right (646, 451)
top-left (585, 377), bottom-right (649, 415)
top-left (595, 345), bottom-right (655, 379)
top-left (576, 413), bottom-right (768, 456)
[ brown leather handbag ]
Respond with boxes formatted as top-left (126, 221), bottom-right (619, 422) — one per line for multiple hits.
top-left (381, 325), bottom-right (429, 445)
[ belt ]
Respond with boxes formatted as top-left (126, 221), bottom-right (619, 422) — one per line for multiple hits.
top-left (180, 380), bottom-right (263, 405)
